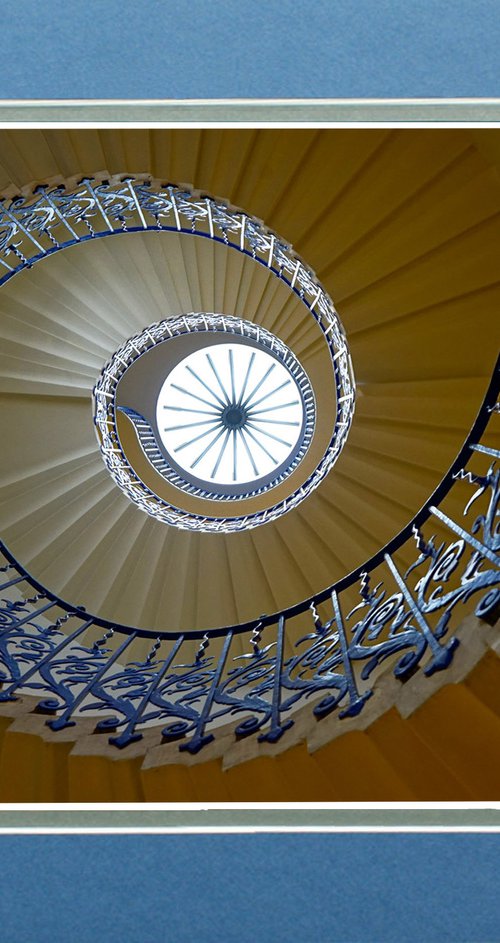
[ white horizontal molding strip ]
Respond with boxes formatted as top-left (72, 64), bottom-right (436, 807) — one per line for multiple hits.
top-left (2, 808), bottom-right (500, 831)
top-left (0, 98), bottom-right (500, 123)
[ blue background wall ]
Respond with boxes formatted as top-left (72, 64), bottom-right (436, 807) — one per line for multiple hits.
top-left (1, 833), bottom-right (500, 942)
top-left (1, 0), bottom-right (499, 100)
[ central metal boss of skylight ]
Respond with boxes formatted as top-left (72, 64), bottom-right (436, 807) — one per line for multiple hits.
top-left (157, 340), bottom-right (311, 495)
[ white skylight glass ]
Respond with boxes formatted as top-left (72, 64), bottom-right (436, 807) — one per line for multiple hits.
top-left (156, 343), bottom-right (305, 486)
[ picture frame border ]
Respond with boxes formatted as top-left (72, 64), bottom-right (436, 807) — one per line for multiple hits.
top-left (0, 98), bottom-right (498, 832)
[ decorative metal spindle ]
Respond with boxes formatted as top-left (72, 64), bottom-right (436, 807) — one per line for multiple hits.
top-left (8, 243), bottom-right (30, 265)
top-left (109, 635), bottom-right (185, 749)
top-left (310, 601), bottom-right (323, 633)
top-left (471, 443), bottom-right (500, 459)
top-left (206, 199), bottom-right (214, 237)
top-left (250, 621), bottom-right (263, 656)
top-left (0, 204), bottom-right (45, 252)
top-left (82, 217), bottom-right (96, 237)
top-left (180, 630), bottom-right (234, 754)
top-left (48, 631), bottom-right (137, 731)
top-left (126, 180), bottom-right (147, 229)
top-left (258, 616), bottom-right (294, 743)
top-left (39, 188), bottom-right (80, 240)
top-left (195, 633), bottom-right (210, 664)
top-left (331, 591), bottom-right (372, 717)
top-left (411, 525), bottom-right (435, 558)
top-left (0, 574), bottom-right (26, 591)
top-left (82, 180), bottom-right (113, 232)
top-left (0, 618), bottom-right (95, 702)
top-left (52, 612), bottom-right (73, 630)
top-left (384, 553), bottom-right (459, 674)
top-left (168, 187), bottom-right (182, 230)
top-left (1, 599), bottom-right (55, 629)
top-left (23, 593), bottom-right (45, 605)
top-left (429, 506), bottom-right (500, 566)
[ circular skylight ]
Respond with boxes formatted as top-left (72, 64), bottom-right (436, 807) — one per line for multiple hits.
top-left (156, 343), bottom-right (305, 488)
top-left (94, 309), bottom-right (353, 532)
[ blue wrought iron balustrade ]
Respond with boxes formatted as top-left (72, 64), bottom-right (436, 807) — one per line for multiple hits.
top-left (0, 357), bottom-right (498, 753)
top-left (0, 175), bottom-right (352, 369)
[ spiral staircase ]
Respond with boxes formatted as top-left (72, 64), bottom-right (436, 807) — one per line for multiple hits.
top-left (0, 127), bottom-right (499, 801)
